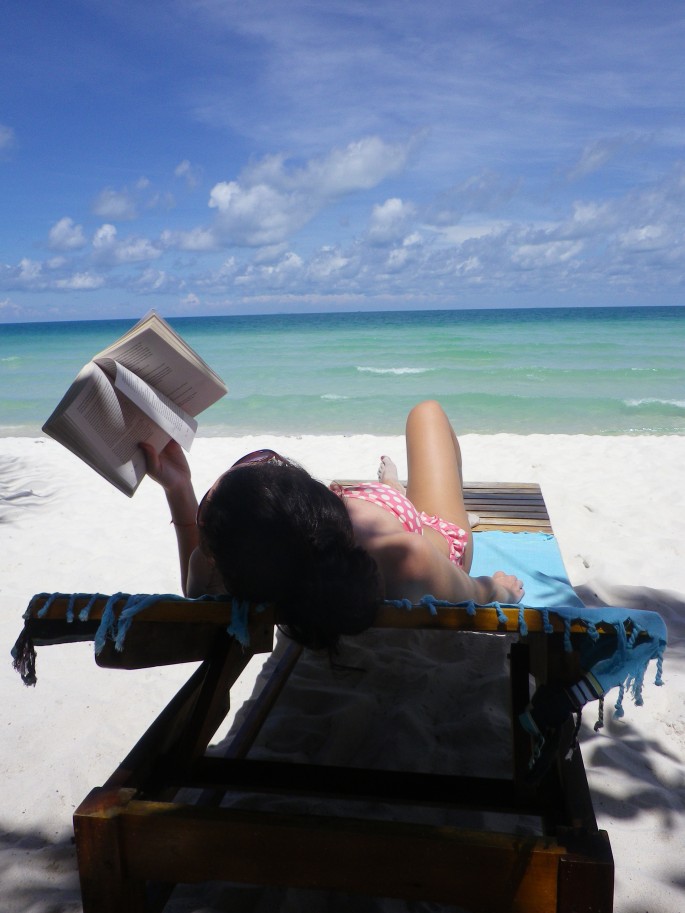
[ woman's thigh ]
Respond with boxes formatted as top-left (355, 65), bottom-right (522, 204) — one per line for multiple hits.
top-left (405, 401), bottom-right (473, 569)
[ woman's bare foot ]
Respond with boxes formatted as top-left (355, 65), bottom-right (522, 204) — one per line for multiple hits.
top-left (378, 455), bottom-right (406, 493)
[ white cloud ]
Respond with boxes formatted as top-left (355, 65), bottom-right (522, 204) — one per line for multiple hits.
top-left (512, 239), bottom-right (584, 269)
top-left (306, 248), bottom-right (350, 282)
top-left (208, 136), bottom-right (412, 246)
top-left (570, 201), bottom-right (608, 226)
top-left (368, 198), bottom-right (416, 245)
top-left (403, 232), bottom-right (423, 247)
top-left (0, 296), bottom-right (21, 314)
top-left (433, 222), bottom-right (508, 245)
top-left (566, 134), bottom-right (643, 181)
top-left (618, 225), bottom-right (666, 252)
top-left (0, 257), bottom-right (107, 293)
top-left (92, 188), bottom-right (137, 220)
top-left (242, 137), bottom-right (410, 197)
top-left (175, 159), bottom-right (201, 188)
top-left (161, 227), bottom-right (218, 251)
top-left (18, 258), bottom-right (43, 283)
top-left (54, 272), bottom-right (105, 290)
top-left (116, 238), bottom-right (161, 263)
top-left (136, 268), bottom-right (174, 292)
top-left (93, 176), bottom-right (174, 213)
top-left (146, 191), bottom-right (176, 211)
top-left (237, 251), bottom-right (305, 288)
top-left (209, 180), bottom-right (310, 246)
top-left (193, 257), bottom-right (240, 292)
top-left (92, 224), bottom-right (161, 264)
top-left (48, 217), bottom-right (87, 251)
top-left (385, 247), bottom-right (410, 271)
top-left (269, 251), bottom-right (304, 275)
top-left (124, 160), bottom-right (685, 302)
top-left (93, 224), bottom-right (118, 249)
top-left (379, 230), bottom-right (426, 273)
top-left (297, 137), bottom-right (410, 197)
top-left (0, 258), bottom-right (43, 291)
top-left (253, 243), bottom-right (289, 264)
top-left (426, 172), bottom-right (521, 227)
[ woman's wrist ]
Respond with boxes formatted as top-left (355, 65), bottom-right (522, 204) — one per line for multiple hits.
top-left (470, 575), bottom-right (497, 604)
top-left (492, 582), bottom-right (509, 603)
top-left (165, 484), bottom-right (198, 528)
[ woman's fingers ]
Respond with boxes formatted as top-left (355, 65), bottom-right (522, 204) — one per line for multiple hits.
top-left (493, 570), bottom-right (525, 601)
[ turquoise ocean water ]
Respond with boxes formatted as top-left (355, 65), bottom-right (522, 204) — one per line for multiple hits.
top-left (1, 307), bottom-right (684, 436)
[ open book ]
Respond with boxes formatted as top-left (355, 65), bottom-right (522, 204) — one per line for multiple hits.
top-left (43, 312), bottom-right (228, 496)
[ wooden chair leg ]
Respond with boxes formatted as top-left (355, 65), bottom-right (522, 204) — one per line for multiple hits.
top-left (509, 641), bottom-right (533, 789)
top-left (74, 787), bottom-right (147, 913)
top-left (557, 829), bottom-right (614, 913)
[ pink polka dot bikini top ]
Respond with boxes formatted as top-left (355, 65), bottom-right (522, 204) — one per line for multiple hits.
top-left (340, 482), bottom-right (423, 533)
top-left (338, 481), bottom-right (468, 568)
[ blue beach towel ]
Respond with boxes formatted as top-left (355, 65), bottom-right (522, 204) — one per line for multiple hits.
top-left (471, 530), bottom-right (585, 609)
top-left (471, 530), bottom-right (667, 703)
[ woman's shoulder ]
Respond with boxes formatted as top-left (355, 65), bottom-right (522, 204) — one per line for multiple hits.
top-left (367, 530), bottom-right (432, 568)
top-left (361, 531), bottom-right (438, 599)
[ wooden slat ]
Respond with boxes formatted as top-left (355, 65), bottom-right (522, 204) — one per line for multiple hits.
top-left (475, 519), bottom-right (553, 532)
top-left (28, 591), bottom-right (614, 642)
top-left (117, 800), bottom-right (565, 912)
top-left (465, 482), bottom-right (552, 533)
top-left (188, 757), bottom-right (546, 815)
top-left (463, 481), bottom-right (543, 489)
top-left (27, 595), bottom-right (238, 625)
top-left (465, 497), bottom-right (547, 507)
top-left (471, 503), bottom-right (548, 510)
top-left (21, 598), bottom-right (275, 670)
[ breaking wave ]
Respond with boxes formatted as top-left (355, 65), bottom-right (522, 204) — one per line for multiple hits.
top-left (356, 366), bottom-right (432, 376)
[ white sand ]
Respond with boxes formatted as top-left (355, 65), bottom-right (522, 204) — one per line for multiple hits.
top-left (1, 434), bottom-right (684, 912)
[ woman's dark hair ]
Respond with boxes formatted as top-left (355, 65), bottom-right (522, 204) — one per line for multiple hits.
top-left (199, 462), bottom-right (381, 652)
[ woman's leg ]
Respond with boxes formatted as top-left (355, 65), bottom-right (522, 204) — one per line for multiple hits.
top-left (405, 400), bottom-right (474, 571)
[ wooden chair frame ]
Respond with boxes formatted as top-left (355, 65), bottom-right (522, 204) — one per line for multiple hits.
top-left (24, 484), bottom-right (614, 912)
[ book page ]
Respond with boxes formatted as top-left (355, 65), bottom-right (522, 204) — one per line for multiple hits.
top-left (99, 358), bottom-right (197, 451)
top-left (43, 362), bottom-right (172, 496)
top-left (95, 312), bottom-right (227, 416)
top-left (42, 311), bottom-right (227, 495)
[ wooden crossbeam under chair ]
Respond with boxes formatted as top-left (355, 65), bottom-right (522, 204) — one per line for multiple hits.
top-left (20, 484), bottom-right (614, 913)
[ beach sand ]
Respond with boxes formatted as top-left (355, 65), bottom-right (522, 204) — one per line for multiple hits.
top-left (2, 434), bottom-right (684, 912)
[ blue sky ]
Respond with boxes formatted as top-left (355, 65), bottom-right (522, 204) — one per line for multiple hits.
top-left (2, 0), bottom-right (685, 321)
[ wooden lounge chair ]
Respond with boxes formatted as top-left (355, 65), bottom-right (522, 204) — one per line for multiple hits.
top-left (16, 483), bottom-right (632, 913)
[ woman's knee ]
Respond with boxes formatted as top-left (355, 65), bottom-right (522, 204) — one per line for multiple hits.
top-left (406, 399), bottom-right (447, 429)
top-left (406, 400), bottom-right (462, 472)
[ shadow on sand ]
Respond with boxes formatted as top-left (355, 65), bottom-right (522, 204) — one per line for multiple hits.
top-left (0, 825), bottom-right (81, 913)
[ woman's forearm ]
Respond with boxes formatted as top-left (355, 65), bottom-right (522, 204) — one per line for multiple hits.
top-left (470, 574), bottom-right (515, 604)
top-left (380, 535), bottom-right (524, 605)
top-left (140, 440), bottom-right (202, 596)
top-left (165, 483), bottom-right (199, 595)
top-left (436, 567), bottom-right (519, 605)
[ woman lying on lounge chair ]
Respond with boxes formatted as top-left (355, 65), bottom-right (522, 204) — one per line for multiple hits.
top-left (141, 399), bottom-right (524, 651)
top-left (141, 398), bottom-right (627, 779)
